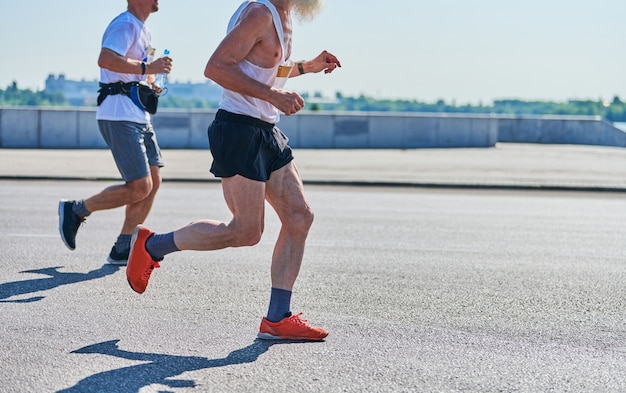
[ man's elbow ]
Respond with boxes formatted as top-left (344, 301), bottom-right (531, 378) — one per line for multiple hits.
top-left (204, 60), bottom-right (218, 80)
top-left (97, 49), bottom-right (116, 69)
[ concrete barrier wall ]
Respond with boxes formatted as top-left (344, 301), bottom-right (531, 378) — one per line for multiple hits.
top-left (0, 106), bottom-right (623, 149)
top-left (277, 111), bottom-right (499, 149)
top-left (497, 115), bottom-right (626, 147)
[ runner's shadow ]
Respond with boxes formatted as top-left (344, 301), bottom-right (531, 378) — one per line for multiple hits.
top-left (58, 338), bottom-right (309, 392)
top-left (0, 265), bottom-right (120, 303)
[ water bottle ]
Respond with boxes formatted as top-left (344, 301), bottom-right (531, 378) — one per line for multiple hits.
top-left (153, 49), bottom-right (170, 91)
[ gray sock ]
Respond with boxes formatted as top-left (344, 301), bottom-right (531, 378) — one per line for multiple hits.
top-left (114, 234), bottom-right (132, 253)
top-left (72, 200), bottom-right (91, 218)
top-left (145, 232), bottom-right (179, 260)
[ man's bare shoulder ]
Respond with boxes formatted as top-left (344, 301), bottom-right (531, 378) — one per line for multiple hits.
top-left (237, 2), bottom-right (274, 28)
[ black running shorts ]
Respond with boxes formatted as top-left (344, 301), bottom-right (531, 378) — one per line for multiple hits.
top-left (208, 109), bottom-right (294, 182)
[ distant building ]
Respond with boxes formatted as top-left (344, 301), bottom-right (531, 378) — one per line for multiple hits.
top-left (45, 74), bottom-right (99, 106)
top-left (165, 80), bottom-right (222, 103)
top-left (44, 74), bottom-right (223, 106)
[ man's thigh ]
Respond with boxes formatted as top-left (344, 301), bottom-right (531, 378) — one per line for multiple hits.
top-left (222, 175), bottom-right (267, 226)
top-left (265, 162), bottom-right (310, 217)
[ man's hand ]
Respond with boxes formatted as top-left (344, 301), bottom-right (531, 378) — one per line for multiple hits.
top-left (147, 55), bottom-right (173, 76)
top-left (305, 50), bottom-right (342, 74)
top-left (147, 56), bottom-right (173, 93)
top-left (270, 88), bottom-right (305, 115)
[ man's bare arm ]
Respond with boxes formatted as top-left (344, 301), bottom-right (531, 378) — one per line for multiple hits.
top-left (98, 48), bottom-right (172, 80)
top-left (204, 5), bottom-right (304, 115)
top-left (291, 50), bottom-right (342, 77)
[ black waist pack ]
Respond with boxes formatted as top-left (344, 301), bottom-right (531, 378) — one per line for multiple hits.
top-left (97, 81), bottom-right (159, 114)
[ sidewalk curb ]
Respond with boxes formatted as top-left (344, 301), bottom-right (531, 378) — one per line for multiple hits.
top-left (2, 175), bottom-right (624, 193)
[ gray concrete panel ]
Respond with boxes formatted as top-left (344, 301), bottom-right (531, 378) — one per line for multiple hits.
top-left (77, 110), bottom-right (106, 149)
top-left (499, 117), bottom-right (543, 143)
top-left (40, 109), bottom-right (79, 148)
top-left (152, 112), bottom-right (192, 148)
top-left (188, 110), bottom-right (214, 149)
top-left (541, 119), bottom-right (568, 144)
top-left (603, 122), bottom-right (626, 146)
top-left (496, 118), bottom-right (516, 142)
top-left (296, 113), bottom-right (334, 148)
top-left (495, 115), bottom-right (626, 147)
top-left (470, 117), bottom-right (499, 147)
top-left (369, 114), bottom-right (406, 148)
top-left (436, 117), bottom-right (468, 147)
top-left (406, 116), bottom-right (438, 148)
top-left (334, 114), bottom-right (369, 148)
top-left (564, 119), bottom-right (591, 144)
top-left (1, 107), bottom-right (39, 148)
top-left (276, 114), bottom-right (299, 147)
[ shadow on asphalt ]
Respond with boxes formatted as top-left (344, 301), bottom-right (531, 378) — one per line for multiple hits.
top-left (58, 339), bottom-right (316, 392)
top-left (0, 265), bottom-right (121, 303)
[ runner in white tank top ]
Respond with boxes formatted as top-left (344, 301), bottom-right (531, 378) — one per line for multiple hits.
top-left (125, 0), bottom-right (342, 342)
top-left (219, 0), bottom-right (294, 124)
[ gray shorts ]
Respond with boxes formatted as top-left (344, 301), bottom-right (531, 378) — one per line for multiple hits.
top-left (98, 120), bottom-right (164, 182)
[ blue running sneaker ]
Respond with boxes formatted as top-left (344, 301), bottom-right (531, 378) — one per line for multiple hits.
top-left (58, 200), bottom-right (84, 250)
top-left (107, 246), bottom-right (129, 265)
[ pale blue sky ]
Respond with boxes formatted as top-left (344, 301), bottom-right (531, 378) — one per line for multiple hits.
top-left (1, 0), bottom-right (624, 104)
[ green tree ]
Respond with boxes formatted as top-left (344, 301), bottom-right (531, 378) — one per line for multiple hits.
top-left (0, 82), bottom-right (67, 106)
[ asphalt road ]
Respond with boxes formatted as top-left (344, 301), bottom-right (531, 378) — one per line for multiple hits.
top-left (1, 180), bottom-right (625, 392)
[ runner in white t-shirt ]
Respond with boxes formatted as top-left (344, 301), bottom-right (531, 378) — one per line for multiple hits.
top-left (58, 0), bottom-right (173, 266)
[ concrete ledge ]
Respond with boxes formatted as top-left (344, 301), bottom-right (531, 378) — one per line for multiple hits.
top-left (2, 144), bottom-right (625, 192)
top-left (0, 106), bottom-right (623, 149)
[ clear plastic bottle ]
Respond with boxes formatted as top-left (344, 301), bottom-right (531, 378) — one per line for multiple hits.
top-left (146, 47), bottom-right (156, 63)
top-left (153, 49), bottom-right (170, 90)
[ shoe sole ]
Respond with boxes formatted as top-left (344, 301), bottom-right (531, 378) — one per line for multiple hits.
top-left (127, 225), bottom-right (149, 294)
top-left (127, 225), bottom-right (142, 291)
top-left (58, 200), bottom-right (75, 250)
top-left (257, 332), bottom-right (326, 341)
top-left (106, 256), bottom-right (128, 266)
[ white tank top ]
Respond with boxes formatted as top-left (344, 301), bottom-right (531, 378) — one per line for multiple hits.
top-left (218, 0), bottom-right (293, 124)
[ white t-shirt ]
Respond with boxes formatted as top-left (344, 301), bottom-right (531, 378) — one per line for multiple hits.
top-left (96, 11), bottom-right (152, 124)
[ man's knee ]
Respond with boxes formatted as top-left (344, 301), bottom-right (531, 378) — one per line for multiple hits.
top-left (231, 225), bottom-right (263, 247)
top-left (151, 171), bottom-right (162, 192)
top-left (286, 206), bottom-right (314, 235)
top-left (126, 177), bottom-right (153, 202)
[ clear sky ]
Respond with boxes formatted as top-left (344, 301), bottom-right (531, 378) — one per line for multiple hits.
top-left (1, 0), bottom-right (624, 105)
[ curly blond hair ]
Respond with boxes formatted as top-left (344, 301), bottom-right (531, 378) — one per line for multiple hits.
top-left (292, 0), bottom-right (324, 21)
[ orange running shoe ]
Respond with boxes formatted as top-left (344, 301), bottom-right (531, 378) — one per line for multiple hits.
top-left (126, 225), bottom-right (160, 294)
top-left (257, 312), bottom-right (328, 341)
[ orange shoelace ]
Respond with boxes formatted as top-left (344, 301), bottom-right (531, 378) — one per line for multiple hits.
top-left (287, 312), bottom-right (308, 326)
top-left (141, 262), bottom-right (160, 281)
